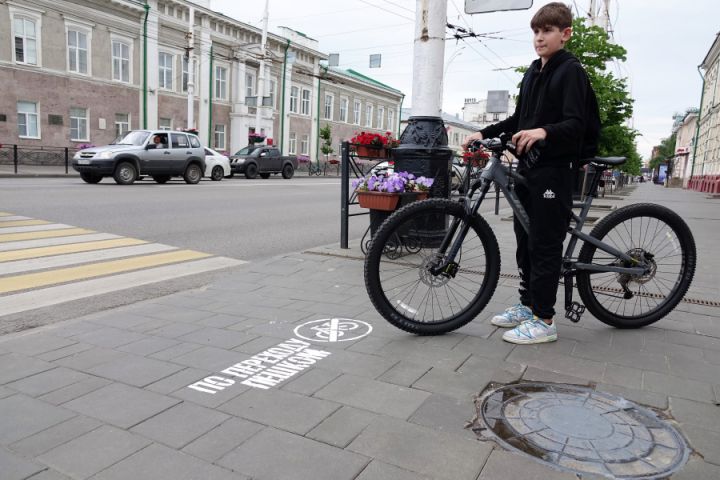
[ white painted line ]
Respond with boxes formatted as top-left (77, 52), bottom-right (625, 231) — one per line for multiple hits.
top-left (0, 243), bottom-right (177, 275)
top-left (329, 317), bottom-right (339, 342)
top-left (0, 256), bottom-right (247, 317)
top-left (0, 216), bottom-right (32, 222)
top-left (0, 233), bottom-right (121, 252)
top-left (0, 224), bottom-right (76, 234)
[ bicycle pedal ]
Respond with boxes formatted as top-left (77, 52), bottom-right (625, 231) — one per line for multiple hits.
top-left (565, 302), bottom-right (585, 323)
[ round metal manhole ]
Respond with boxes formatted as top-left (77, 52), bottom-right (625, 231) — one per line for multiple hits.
top-left (476, 383), bottom-right (689, 479)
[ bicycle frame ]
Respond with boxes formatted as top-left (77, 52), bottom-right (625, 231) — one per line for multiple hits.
top-left (432, 151), bottom-right (648, 279)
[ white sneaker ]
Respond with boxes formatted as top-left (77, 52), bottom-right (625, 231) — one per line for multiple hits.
top-left (502, 316), bottom-right (557, 344)
top-left (491, 304), bottom-right (533, 328)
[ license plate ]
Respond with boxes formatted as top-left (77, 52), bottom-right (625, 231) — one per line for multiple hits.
top-left (77, 159), bottom-right (90, 165)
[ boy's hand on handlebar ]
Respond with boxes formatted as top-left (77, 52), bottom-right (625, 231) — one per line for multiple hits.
top-left (512, 128), bottom-right (547, 155)
top-left (462, 132), bottom-right (483, 150)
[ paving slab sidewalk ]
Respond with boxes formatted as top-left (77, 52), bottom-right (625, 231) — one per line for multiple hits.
top-left (1, 183), bottom-right (719, 479)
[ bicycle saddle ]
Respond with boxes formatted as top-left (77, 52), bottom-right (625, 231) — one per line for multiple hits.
top-left (588, 156), bottom-right (626, 167)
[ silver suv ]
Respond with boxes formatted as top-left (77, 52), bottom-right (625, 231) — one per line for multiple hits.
top-left (72, 130), bottom-right (206, 185)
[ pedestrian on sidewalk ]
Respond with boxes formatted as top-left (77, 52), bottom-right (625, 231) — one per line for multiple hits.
top-left (463, 2), bottom-right (600, 345)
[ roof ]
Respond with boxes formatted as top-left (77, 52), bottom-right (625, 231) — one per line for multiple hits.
top-left (400, 108), bottom-right (481, 132)
top-left (328, 67), bottom-right (404, 96)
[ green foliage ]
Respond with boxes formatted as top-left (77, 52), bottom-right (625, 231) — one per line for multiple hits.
top-left (648, 133), bottom-right (676, 170)
top-left (319, 124), bottom-right (334, 156)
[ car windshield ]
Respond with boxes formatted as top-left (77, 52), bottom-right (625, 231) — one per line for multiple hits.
top-left (112, 131), bottom-right (151, 146)
top-left (233, 146), bottom-right (255, 156)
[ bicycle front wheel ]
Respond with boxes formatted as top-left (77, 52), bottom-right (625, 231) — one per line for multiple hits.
top-left (364, 199), bottom-right (501, 335)
top-left (576, 203), bottom-right (696, 328)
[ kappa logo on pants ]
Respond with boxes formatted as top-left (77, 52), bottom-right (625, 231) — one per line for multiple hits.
top-left (543, 189), bottom-right (556, 199)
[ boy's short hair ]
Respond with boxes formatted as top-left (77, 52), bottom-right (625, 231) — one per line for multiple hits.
top-left (531, 2), bottom-right (573, 30)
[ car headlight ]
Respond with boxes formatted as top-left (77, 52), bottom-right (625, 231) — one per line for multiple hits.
top-left (73, 152), bottom-right (81, 160)
top-left (233, 158), bottom-right (245, 164)
top-left (96, 151), bottom-right (114, 159)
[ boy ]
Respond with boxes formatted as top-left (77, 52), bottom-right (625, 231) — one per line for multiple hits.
top-left (463, 2), bottom-right (598, 344)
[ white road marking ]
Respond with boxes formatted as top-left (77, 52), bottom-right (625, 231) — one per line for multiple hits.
top-left (0, 223), bottom-right (76, 234)
top-left (0, 233), bottom-right (121, 252)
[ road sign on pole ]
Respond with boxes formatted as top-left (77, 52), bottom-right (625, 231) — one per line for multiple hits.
top-left (465, 0), bottom-right (533, 14)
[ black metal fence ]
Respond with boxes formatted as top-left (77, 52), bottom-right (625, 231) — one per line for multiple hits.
top-left (0, 144), bottom-right (79, 175)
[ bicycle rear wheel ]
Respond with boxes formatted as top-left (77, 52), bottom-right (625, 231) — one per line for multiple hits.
top-left (576, 203), bottom-right (696, 328)
top-left (364, 199), bottom-right (501, 335)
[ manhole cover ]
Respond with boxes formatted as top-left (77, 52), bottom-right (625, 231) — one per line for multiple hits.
top-left (476, 383), bottom-right (689, 479)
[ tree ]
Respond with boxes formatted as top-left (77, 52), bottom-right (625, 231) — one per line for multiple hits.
top-left (649, 133), bottom-right (676, 171)
top-left (319, 124), bottom-right (334, 160)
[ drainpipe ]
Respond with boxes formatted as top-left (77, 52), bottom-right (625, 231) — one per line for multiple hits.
top-left (689, 65), bottom-right (706, 188)
top-left (279, 39), bottom-right (290, 154)
top-left (397, 94), bottom-right (405, 137)
top-left (315, 64), bottom-right (327, 169)
top-left (142, 3), bottom-right (150, 129)
top-left (208, 45), bottom-right (213, 147)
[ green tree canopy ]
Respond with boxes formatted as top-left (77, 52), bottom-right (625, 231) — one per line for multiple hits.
top-left (648, 133), bottom-right (676, 171)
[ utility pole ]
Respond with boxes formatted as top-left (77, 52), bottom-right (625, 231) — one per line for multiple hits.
top-left (255, 0), bottom-right (269, 138)
top-left (186, 7), bottom-right (195, 130)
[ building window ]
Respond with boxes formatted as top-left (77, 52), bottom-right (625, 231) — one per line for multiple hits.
top-left (301, 89), bottom-right (311, 116)
top-left (67, 29), bottom-right (89, 74)
top-left (353, 100), bottom-right (361, 125)
top-left (17, 101), bottom-right (39, 138)
top-left (288, 132), bottom-right (297, 154)
top-left (245, 72), bottom-right (255, 97)
top-left (159, 118), bottom-right (172, 130)
top-left (289, 86), bottom-right (299, 113)
top-left (70, 108), bottom-right (88, 141)
top-left (377, 106), bottom-right (384, 130)
top-left (215, 66), bottom-right (227, 100)
top-left (214, 124), bottom-right (226, 150)
top-left (159, 53), bottom-right (173, 90)
top-left (340, 98), bottom-right (348, 123)
top-left (301, 134), bottom-right (309, 155)
top-left (324, 94), bottom-right (333, 120)
top-left (365, 104), bottom-right (373, 128)
top-left (114, 113), bottom-right (129, 138)
top-left (388, 109), bottom-right (394, 132)
top-left (269, 79), bottom-right (277, 108)
top-left (112, 40), bottom-right (130, 83)
top-left (13, 16), bottom-right (38, 65)
top-left (493, 113), bottom-right (500, 121)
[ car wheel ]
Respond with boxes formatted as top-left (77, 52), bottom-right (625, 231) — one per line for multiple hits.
top-left (153, 175), bottom-right (171, 184)
top-left (113, 162), bottom-right (137, 185)
top-left (260, 172), bottom-right (271, 179)
top-left (245, 163), bottom-right (258, 179)
top-left (281, 164), bottom-right (295, 179)
top-left (80, 172), bottom-right (102, 184)
top-left (211, 166), bottom-right (224, 181)
top-left (184, 163), bottom-right (203, 184)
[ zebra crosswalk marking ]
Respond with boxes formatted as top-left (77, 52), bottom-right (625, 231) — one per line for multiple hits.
top-left (0, 219), bottom-right (51, 228)
top-left (0, 238), bottom-right (147, 262)
top-left (0, 228), bottom-right (95, 243)
top-left (0, 249), bottom-right (211, 294)
top-left (0, 233), bottom-right (121, 252)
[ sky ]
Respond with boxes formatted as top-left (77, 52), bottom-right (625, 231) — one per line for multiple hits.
top-left (209, 0), bottom-right (719, 160)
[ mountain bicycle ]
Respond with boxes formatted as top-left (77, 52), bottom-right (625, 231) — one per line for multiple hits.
top-left (308, 161), bottom-right (324, 176)
top-left (364, 136), bottom-right (696, 335)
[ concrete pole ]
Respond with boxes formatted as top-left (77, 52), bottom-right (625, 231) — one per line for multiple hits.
top-left (410, 0), bottom-right (447, 117)
top-left (255, 0), bottom-right (269, 135)
top-left (187, 7), bottom-right (195, 130)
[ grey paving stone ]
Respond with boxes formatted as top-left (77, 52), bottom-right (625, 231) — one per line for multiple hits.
top-left (643, 339), bottom-right (706, 361)
top-left (144, 367), bottom-right (212, 395)
top-left (117, 336), bottom-right (180, 356)
top-left (9, 415), bottom-right (102, 457)
top-left (144, 321), bottom-right (206, 338)
top-left (348, 416), bottom-right (491, 480)
top-left (217, 427), bottom-right (368, 480)
top-left (0, 394), bottom-right (74, 444)
top-left (52, 347), bottom-right (131, 372)
top-left (219, 388), bottom-right (340, 435)
top-left (642, 371), bottom-right (716, 403)
top-left (0, 352), bottom-right (54, 384)
top-left (169, 377), bottom-right (250, 409)
top-left (36, 342), bottom-right (94, 362)
top-left (93, 443), bottom-right (248, 480)
top-left (666, 331), bottom-right (720, 351)
top-left (125, 317), bottom-right (174, 333)
top-left (508, 348), bottom-right (607, 381)
top-left (6, 367), bottom-right (91, 397)
top-left (412, 366), bottom-right (494, 400)
top-left (570, 341), bottom-right (669, 374)
top-left (376, 361), bottom-right (429, 387)
top-left (355, 460), bottom-right (433, 480)
top-left (136, 306), bottom-right (219, 324)
top-left (303, 348), bottom-right (397, 378)
top-left (315, 374), bottom-right (431, 419)
top-left (601, 364), bottom-right (643, 390)
top-left (181, 417), bottom-right (264, 463)
top-left (130, 401), bottom-right (229, 449)
top-left (231, 335), bottom-right (287, 354)
top-left (0, 386), bottom-right (14, 399)
top-left (63, 383), bottom-right (180, 429)
top-left (177, 327), bottom-right (257, 349)
top-left (670, 397), bottom-right (720, 432)
top-left (596, 383), bottom-right (669, 410)
top-left (346, 335), bottom-right (394, 356)
top-left (306, 406), bottom-right (378, 448)
top-left (670, 458), bottom-right (720, 480)
top-left (668, 355), bottom-right (720, 384)
top-left (88, 312), bottom-right (160, 329)
top-left (0, 334), bottom-right (76, 356)
top-left (24, 469), bottom-right (72, 480)
top-left (86, 354), bottom-right (184, 387)
top-left (408, 393), bottom-right (477, 440)
top-left (169, 346), bottom-right (248, 371)
top-left (48, 321), bottom-right (105, 339)
top-left (38, 376), bottom-right (111, 406)
top-left (377, 340), bottom-right (472, 370)
top-left (193, 313), bottom-right (245, 328)
top-left (703, 348), bottom-right (720, 365)
top-left (148, 341), bottom-right (203, 361)
top-left (37, 425), bottom-right (151, 479)
top-left (477, 449), bottom-right (577, 479)
top-left (682, 424), bottom-right (720, 465)
top-left (70, 326), bottom-right (147, 349)
top-left (281, 367), bottom-right (341, 395)
top-left (452, 335), bottom-right (516, 359)
top-left (522, 366), bottom-right (592, 386)
top-left (0, 447), bottom-right (46, 480)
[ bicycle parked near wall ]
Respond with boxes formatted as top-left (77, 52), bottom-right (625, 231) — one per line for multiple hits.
top-left (308, 161), bottom-right (324, 176)
top-left (364, 136), bottom-right (696, 334)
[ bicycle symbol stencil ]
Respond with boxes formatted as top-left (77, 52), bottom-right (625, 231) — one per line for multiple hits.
top-left (294, 318), bottom-right (373, 343)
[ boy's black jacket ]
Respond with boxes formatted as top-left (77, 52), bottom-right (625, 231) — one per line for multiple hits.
top-left (480, 49), bottom-right (599, 166)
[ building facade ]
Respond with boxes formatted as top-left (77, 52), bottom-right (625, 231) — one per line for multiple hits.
top-left (690, 33), bottom-right (720, 193)
top-left (1, 0), bottom-right (403, 163)
top-left (671, 109), bottom-right (698, 188)
top-left (401, 108), bottom-right (480, 155)
top-left (461, 92), bottom-right (511, 130)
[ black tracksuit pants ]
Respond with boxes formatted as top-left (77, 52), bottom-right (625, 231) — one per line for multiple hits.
top-left (513, 164), bottom-right (574, 320)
